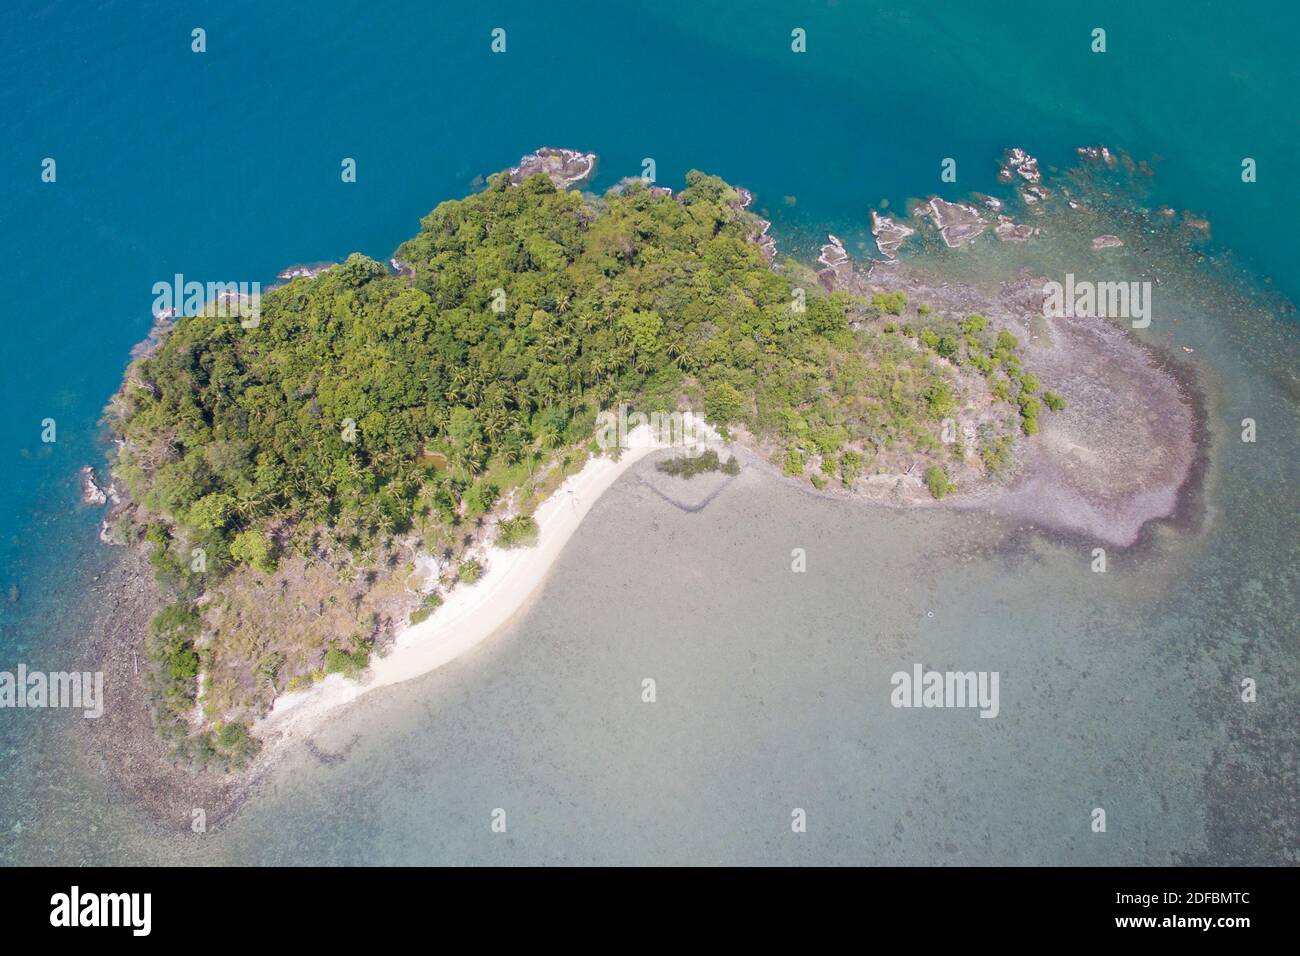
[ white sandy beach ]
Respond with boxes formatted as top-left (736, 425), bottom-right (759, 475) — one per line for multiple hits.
top-left (256, 415), bottom-right (717, 744)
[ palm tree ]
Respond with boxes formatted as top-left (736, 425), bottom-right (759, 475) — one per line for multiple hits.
top-left (525, 449), bottom-right (543, 479)
top-left (446, 366), bottom-right (470, 403)
top-left (464, 438), bottom-right (486, 475)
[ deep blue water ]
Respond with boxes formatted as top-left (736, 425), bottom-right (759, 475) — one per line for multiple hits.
top-left (0, 1), bottom-right (1297, 863)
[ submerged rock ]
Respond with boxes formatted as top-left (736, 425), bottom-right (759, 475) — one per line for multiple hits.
top-left (1077, 145), bottom-right (1118, 168)
top-left (1092, 235), bottom-right (1125, 250)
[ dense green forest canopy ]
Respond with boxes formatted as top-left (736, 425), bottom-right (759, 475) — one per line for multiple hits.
top-left (114, 169), bottom-right (1040, 578)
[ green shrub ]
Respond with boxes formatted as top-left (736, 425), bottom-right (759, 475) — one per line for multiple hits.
top-left (871, 291), bottom-right (908, 315)
top-left (926, 465), bottom-right (953, 499)
top-left (324, 642), bottom-right (371, 678)
top-left (146, 603), bottom-right (202, 709)
top-left (925, 382), bottom-right (957, 420)
top-left (704, 382), bottom-right (746, 426)
top-left (463, 479), bottom-right (500, 517)
top-left (840, 449), bottom-right (863, 485)
top-left (166, 644), bottom-right (200, 683)
top-left (409, 592), bottom-right (443, 625)
top-left (1042, 391), bottom-right (1067, 412)
top-left (194, 721), bottom-right (261, 771)
top-left (980, 434), bottom-right (1015, 476)
top-left (656, 448), bottom-right (721, 478)
top-left (496, 514), bottom-right (539, 548)
top-left (230, 529), bottom-right (277, 574)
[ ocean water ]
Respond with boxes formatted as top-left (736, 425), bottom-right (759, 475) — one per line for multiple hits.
top-left (0, 0), bottom-right (1296, 864)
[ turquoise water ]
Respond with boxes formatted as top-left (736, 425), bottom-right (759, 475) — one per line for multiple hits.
top-left (1, 1), bottom-right (1296, 863)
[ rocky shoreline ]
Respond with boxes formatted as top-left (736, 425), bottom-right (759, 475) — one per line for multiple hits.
top-left (75, 546), bottom-right (258, 830)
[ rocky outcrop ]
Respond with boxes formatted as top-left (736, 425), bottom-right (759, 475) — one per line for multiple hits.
top-left (753, 218), bottom-right (777, 263)
top-left (508, 147), bottom-right (597, 189)
top-left (276, 263), bottom-right (335, 281)
top-left (999, 147), bottom-right (1041, 185)
top-left (870, 211), bottom-right (915, 259)
top-left (994, 216), bottom-right (1036, 242)
top-left (609, 176), bottom-right (673, 199)
top-left (816, 234), bottom-right (854, 289)
top-left (731, 187), bottom-right (777, 263)
top-left (80, 466), bottom-right (108, 506)
top-left (999, 148), bottom-right (1050, 203)
top-left (927, 198), bottom-right (987, 247)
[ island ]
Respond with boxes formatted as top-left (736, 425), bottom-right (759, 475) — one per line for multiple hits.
top-left (86, 146), bottom-right (1198, 824)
